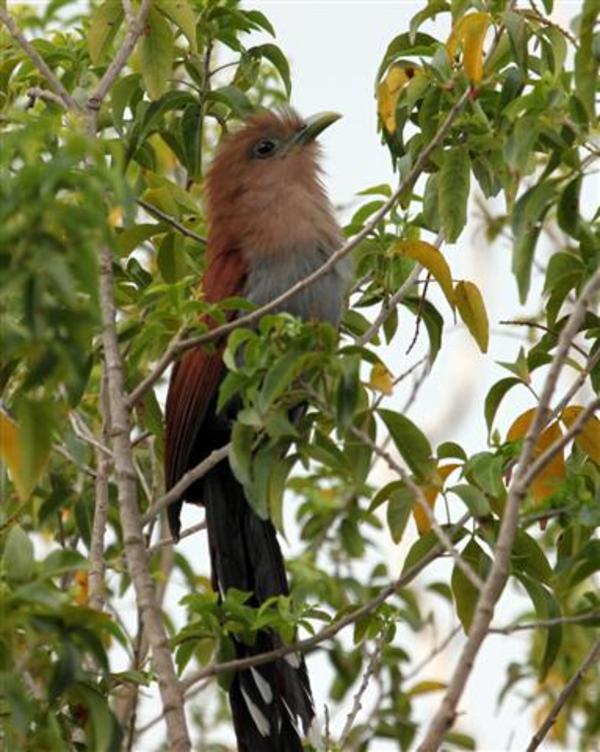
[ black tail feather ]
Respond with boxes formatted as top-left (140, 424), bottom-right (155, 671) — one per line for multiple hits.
top-left (204, 462), bottom-right (314, 751)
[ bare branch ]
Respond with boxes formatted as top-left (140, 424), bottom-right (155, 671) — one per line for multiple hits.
top-left (89, 371), bottom-right (111, 611)
top-left (490, 612), bottom-right (600, 635)
top-left (147, 520), bottom-right (206, 555)
top-left (183, 513), bottom-right (470, 691)
top-left (417, 266), bottom-right (600, 752)
top-left (141, 443), bottom-right (230, 526)
top-left (98, 245), bottom-right (191, 752)
top-left (402, 626), bottom-right (462, 683)
top-left (136, 199), bottom-right (207, 245)
top-left (87, 0), bottom-right (152, 119)
top-left (0, 8), bottom-right (78, 110)
top-left (339, 631), bottom-right (387, 745)
top-left (126, 328), bottom-right (185, 409)
top-left (26, 86), bottom-right (68, 108)
top-left (525, 635), bottom-right (600, 752)
top-left (125, 88), bottom-right (471, 406)
top-left (356, 263), bottom-right (422, 347)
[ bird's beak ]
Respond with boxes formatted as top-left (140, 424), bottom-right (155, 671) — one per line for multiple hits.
top-left (291, 111), bottom-right (342, 146)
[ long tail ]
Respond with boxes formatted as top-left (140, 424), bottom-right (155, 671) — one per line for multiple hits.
top-left (203, 461), bottom-right (314, 752)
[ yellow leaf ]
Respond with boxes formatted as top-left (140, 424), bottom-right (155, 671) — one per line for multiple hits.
top-left (0, 410), bottom-right (26, 499)
top-left (412, 463), bottom-right (460, 534)
top-left (454, 280), bottom-right (489, 353)
top-left (108, 206), bottom-right (123, 227)
top-left (560, 405), bottom-right (600, 463)
top-left (392, 240), bottom-right (455, 308)
top-left (446, 12), bottom-right (491, 84)
top-left (74, 571), bottom-right (89, 606)
top-left (408, 680), bottom-right (447, 696)
top-left (506, 410), bottom-right (565, 502)
top-left (377, 65), bottom-right (420, 134)
top-left (369, 363), bottom-right (394, 395)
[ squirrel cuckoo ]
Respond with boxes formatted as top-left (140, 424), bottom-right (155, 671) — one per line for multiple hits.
top-left (165, 109), bottom-right (349, 751)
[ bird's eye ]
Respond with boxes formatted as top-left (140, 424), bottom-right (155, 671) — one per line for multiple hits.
top-left (252, 138), bottom-right (278, 159)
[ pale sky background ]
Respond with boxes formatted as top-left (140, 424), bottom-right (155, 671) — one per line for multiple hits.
top-left (22, 0), bottom-right (595, 749)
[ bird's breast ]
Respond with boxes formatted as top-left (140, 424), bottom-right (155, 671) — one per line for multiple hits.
top-left (243, 244), bottom-right (350, 327)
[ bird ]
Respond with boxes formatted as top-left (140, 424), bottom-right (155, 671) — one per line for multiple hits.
top-left (164, 108), bottom-right (350, 752)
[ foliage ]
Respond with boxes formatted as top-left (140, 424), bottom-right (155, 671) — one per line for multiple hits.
top-left (1, 0), bottom-right (599, 750)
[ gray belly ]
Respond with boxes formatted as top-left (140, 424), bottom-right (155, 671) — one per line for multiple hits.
top-left (243, 247), bottom-right (350, 327)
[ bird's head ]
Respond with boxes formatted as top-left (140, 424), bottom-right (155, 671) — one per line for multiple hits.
top-left (205, 109), bottom-right (342, 258)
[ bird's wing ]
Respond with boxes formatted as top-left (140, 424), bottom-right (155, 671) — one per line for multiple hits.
top-left (165, 247), bottom-right (247, 494)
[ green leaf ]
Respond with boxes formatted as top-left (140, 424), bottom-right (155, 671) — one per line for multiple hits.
top-left (206, 86), bottom-right (254, 118)
top-left (117, 222), bottom-right (167, 256)
top-left (517, 575), bottom-right (562, 681)
top-left (511, 181), bottom-right (557, 302)
top-left (229, 422), bottom-right (253, 487)
top-left (88, 0), bottom-right (124, 65)
top-left (111, 73), bottom-right (141, 131)
top-left (403, 297), bottom-right (444, 363)
top-left (249, 44), bottom-right (292, 98)
top-left (557, 177), bottom-right (581, 238)
top-left (484, 377), bottom-right (522, 435)
top-left (454, 280), bottom-right (489, 353)
top-left (3, 525), bottom-right (35, 583)
top-left (452, 539), bottom-right (490, 632)
top-left (439, 146), bottom-right (471, 243)
top-left (409, 1), bottom-right (450, 44)
top-left (387, 486), bottom-right (413, 544)
top-left (448, 484), bottom-right (490, 517)
top-left (502, 10), bottom-right (528, 71)
top-left (336, 356), bottom-right (360, 433)
top-left (512, 530), bottom-right (553, 585)
top-left (73, 683), bottom-right (122, 752)
top-left (157, 233), bottom-right (187, 283)
top-left (181, 103), bottom-right (203, 180)
top-left (258, 350), bottom-right (307, 414)
top-left (16, 398), bottom-right (56, 499)
top-left (268, 456), bottom-right (295, 536)
top-left (504, 116), bottom-right (540, 173)
top-left (465, 452), bottom-right (505, 497)
top-left (379, 409), bottom-right (433, 479)
top-left (575, 0), bottom-right (600, 118)
top-left (140, 8), bottom-right (174, 100)
top-left (155, 0), bottom-right (198, 53)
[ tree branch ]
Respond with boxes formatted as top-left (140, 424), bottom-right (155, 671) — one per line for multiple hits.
top-left (489, 612), bottom-right (600, 635)
top-left (183, 512), bottom-right (470, 691)
top-left (525, 635), bottom-right (600, 752)
top-left (417, 266), bottom-right (600, 752)
top-left (98, 245), bottom-right (191, 752)
top-left (89, 371), bottom-right (111, 611)
top-left (140, 443), bottom-right (230, 526)
top-left (136, 199), bottom-right (207, 245)
top-left (125, 88), bottom-right (471, 407)
top-left (0, 8), bottom-right (78, 110)
top-left (339, 631), bottom-right (387, 746)
top-left (87, 0), bottom-right (152, 120)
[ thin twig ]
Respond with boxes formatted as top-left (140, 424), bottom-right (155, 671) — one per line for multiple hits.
top-left (490, 612), bottom-right (600, 635)
top-left (525, 635), bottom-right (600, 752)
top-left (356, 264), bottom-right (422, 347)
top-left (98, 245), bottom-right (191, 752)
top-left (0, 8), bottom-right (78, 109)
top-left (89, 371), bottom-right (111, 611)
top-left (26, 86), bottom-right (67, 108)
top-left (141, 443), bottom-right (230, 526)
top-left (125, 88), bottom-right (472, 406)
top-left (417, 266), bottom-right (600, 752)
top-left (183, 513), bottom-right (470, 691)
top-left (136, 199), bottom-right (206, 244)
top-left (339, 631), bottom-right (387, 745)
top-left (87, 0), bottom-right (153, 122)
top-left (498, 319), bottom-right (589, 359)
top-left (147, 520), bottom-right (206, 555)
top-left (402, 626), bottom-right (462, 683)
